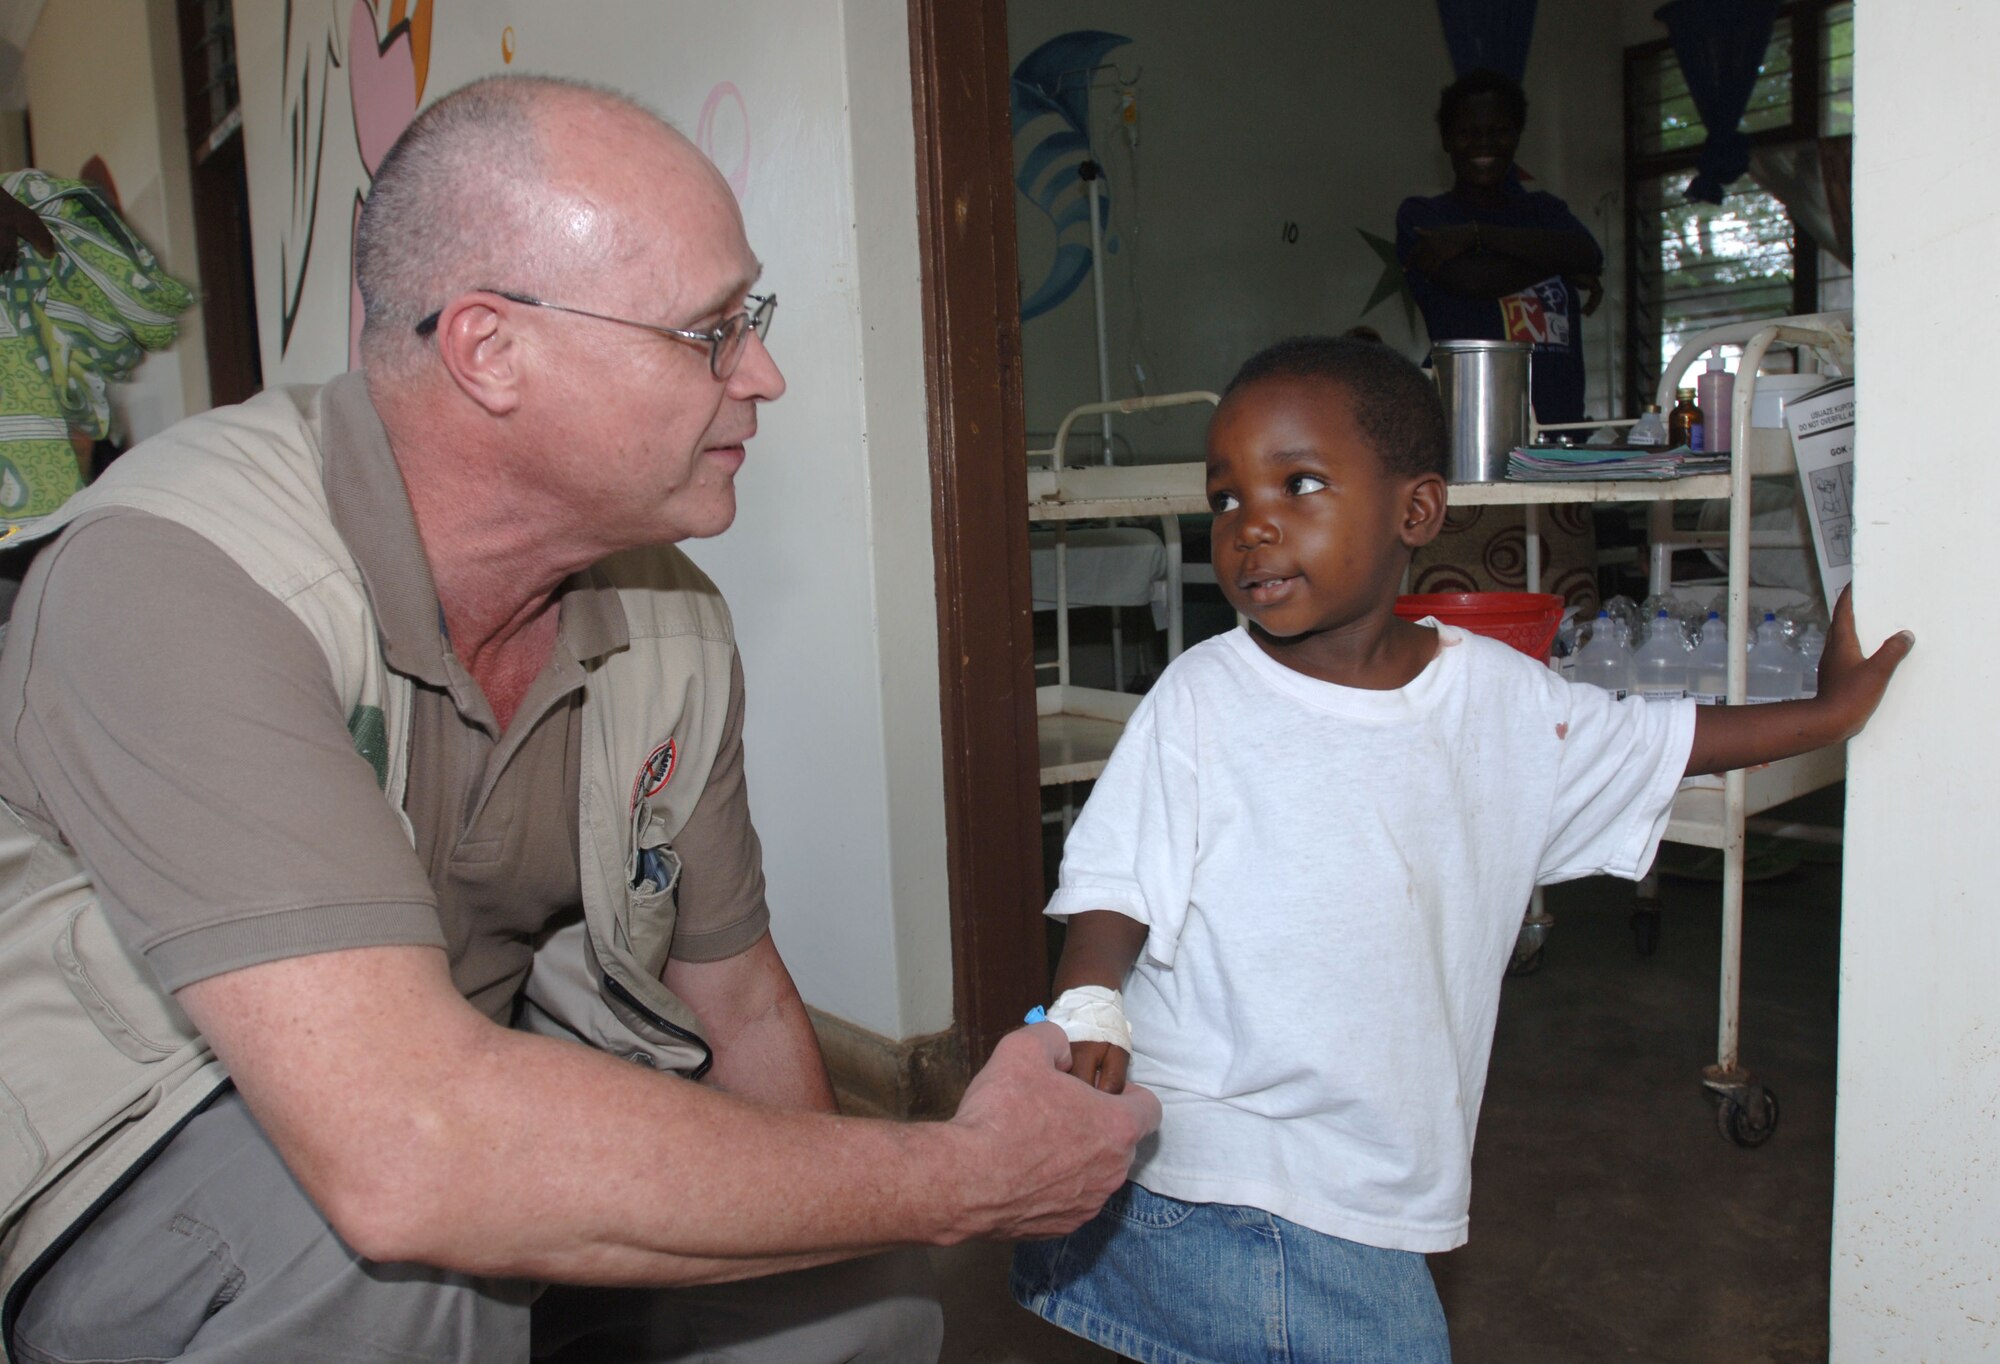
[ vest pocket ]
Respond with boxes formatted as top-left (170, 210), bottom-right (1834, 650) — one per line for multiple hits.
top-left (56, 902), bottom-right (199, 1062)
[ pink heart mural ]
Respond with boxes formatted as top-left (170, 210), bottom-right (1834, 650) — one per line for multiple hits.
top-left (346, 0), bottom-right (431, 368)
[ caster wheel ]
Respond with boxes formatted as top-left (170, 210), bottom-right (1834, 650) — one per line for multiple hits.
top-left (1507, 944), bottom-right (1545, 977)
top-left (1630, 906), bottom-right (1662, 957)
top-left (1716, 1086), bottom-right (1779, 1147)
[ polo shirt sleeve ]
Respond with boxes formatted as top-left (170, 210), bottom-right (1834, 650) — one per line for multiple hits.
top-left (4, 510), bottom-right (445, 992)
top-left (1395, 194), bottom-right (1464, 345)
top-left (660, 651), bottom-right (772, 963)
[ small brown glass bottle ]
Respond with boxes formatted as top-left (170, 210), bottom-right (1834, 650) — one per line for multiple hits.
top-left (1667, 388), bottom-right (1704, 450)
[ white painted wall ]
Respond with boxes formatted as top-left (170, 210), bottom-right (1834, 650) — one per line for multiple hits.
top-left (1832, 7), bottom-right (1999, 1358)
top-left (22, 0), bottom-right (209, 440)
top-left (1006, 0), bottom-right (1630, 461)
top-left (232, 2), bottom-right (949, 1041)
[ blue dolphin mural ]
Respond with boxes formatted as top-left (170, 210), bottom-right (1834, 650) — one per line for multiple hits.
top-left (1011, 30), bottom-right (1132, 322)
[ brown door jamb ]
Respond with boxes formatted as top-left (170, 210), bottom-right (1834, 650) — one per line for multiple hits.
top-left (907, 0), bottom-right (1046, 1075)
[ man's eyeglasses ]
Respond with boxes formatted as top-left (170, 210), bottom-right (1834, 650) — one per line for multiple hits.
top-left (415, 291), bottom-right (777, 380)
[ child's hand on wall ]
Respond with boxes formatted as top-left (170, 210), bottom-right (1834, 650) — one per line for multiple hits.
top-left (1813, 586), bottom-right (1914, 743)
top-left (1684, 587), bottom-right (1913, 777)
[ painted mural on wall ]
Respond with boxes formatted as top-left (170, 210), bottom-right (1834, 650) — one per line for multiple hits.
top-left (1010, 30), bottom-right (1130, 323)
top-left (275, 2), bottom-right (755, 373)
top-left (345, 0), bottom-right (435, 369)
top-left (278, 0), bottom-right (433, 369)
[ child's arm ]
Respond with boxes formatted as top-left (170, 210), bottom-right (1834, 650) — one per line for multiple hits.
top-left (1685, 587), bottom-right (1914, 777)
top-left (1051, 910), bottom-right (1150, 1094)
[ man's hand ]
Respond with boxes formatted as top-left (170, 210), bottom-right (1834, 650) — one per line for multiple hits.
top-left (1068, 1039), bottom-right (1131, 1094)
top-left (942, 1022), bottom-right (1159, 1242)
top-left (1406, 224), bottom-right (1478, 277)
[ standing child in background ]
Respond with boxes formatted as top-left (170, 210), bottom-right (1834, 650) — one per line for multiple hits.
top-left (1010, 336), bottom-right (1912, 1363)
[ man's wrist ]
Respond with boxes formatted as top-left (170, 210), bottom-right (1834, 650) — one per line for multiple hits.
top-left (907, 1116), bottom-right (994, 1246)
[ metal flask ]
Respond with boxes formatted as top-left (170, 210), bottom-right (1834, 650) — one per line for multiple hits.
top-left (1431, 339), bottom-right (1533, 482)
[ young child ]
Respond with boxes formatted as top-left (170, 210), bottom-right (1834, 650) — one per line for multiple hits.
top-left (1011, 336), bottom-right (1912, 1363)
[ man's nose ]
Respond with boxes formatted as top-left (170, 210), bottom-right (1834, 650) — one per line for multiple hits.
top-left (727, 331), bottom-right (786, 402)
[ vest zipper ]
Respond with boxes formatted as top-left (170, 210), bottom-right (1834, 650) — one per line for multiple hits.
top-left (602, 974), bottom-right (713, 1082)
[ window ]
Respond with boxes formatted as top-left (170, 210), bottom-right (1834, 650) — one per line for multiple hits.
top-left (1624, 2), bottom-right (1853, 405)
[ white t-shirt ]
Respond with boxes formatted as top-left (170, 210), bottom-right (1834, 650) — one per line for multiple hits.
top-left (1047, 623), bottom-right (1696, 1253)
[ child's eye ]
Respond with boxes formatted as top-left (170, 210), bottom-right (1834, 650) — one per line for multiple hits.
top-left (1209, 490), bottom-right (1239, 513)
top-left (1287, 473), bottom-right (1328, 495)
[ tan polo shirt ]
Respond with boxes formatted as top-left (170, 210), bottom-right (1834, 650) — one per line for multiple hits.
top-left (0, 373), bottom-right (770, 1022)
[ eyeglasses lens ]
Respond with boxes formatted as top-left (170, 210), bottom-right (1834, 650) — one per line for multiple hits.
top-left (712, 297), bottom-right (776, 379)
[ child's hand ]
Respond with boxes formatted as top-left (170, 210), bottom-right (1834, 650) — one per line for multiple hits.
top-left (1685, 586), bottom-right (1913, 776)
top-left (1812, 585), bottom-right (1914, 742)
top-left (1068, 1040), bottom-right (1131, 1094)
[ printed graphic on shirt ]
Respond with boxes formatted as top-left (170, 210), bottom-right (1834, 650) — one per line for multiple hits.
top-left (1499, 276), bottom-right (1571, 351)
top-left (347, 703), bottom-right (388, 790)
top-left (631, 738), bottom-right (677, 809)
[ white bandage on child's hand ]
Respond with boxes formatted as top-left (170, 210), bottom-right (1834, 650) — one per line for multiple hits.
top-left (1045, 985), bottom-right (1132, 1052)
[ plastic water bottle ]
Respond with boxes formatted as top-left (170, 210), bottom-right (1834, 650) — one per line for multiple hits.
top-left (1572, 611), bottom-right (1633, 699)
top-left (1631, 608), bottom-right (1688, 702)
top-left (1687, 611), bottom-right (1730, 704)
top-left (1746, 612), bottom-right (1802, 703)
top-left (1795, 623), bottom-right (1826, 698)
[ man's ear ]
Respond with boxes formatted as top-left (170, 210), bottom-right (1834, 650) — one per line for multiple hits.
top-left (1400, 472), bottom-right (1449, 549)
top-left (431, 295), bottom-right (523, 418)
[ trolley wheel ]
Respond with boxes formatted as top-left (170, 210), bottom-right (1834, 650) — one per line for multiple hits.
top-left (1506, 943), bottom-right (1545, 977)
top-left (1716, 1086), bottom-right (1780, 1148)
top-left (1630, 905), bottom-right (1662, 957)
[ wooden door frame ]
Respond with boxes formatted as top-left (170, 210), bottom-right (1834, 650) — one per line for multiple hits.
top-left (907, 0), bottom-right (1045, 1074)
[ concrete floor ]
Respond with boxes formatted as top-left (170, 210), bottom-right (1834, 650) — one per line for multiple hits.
top-left (936, 813), bottom-right (1841, 1362)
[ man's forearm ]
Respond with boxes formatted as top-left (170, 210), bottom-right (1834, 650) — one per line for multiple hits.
top-left (697, 987), bottom-right (838, 1112)
top-left (668, 934), bottom-right (838, 1112)
top-left (285, 1022), bottom-right (976, 1284)
top-left (185, 945), bottom-right (1155, 1289)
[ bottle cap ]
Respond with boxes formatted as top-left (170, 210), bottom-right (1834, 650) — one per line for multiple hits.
top-left (1644, 403), bottom-right (1661, 413)
top-left (1678, 387), bottom-right (1696, 399)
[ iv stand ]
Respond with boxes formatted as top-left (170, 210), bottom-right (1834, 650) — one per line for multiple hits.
top-left (1080, 159), bottom-right (1114, 463)
top-left (1077, 157), bottom-right (1131, 685)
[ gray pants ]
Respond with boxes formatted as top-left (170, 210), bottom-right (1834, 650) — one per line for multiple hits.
top-left (10, 1090), bottom-right (942, 1363)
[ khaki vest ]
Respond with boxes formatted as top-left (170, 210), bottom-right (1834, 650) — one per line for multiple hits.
top-left (0, 384), bottom-right (738, 1343)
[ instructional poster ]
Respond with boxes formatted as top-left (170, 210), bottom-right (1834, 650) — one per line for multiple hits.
top-left (1784, 378), bottom-right (1856, 603)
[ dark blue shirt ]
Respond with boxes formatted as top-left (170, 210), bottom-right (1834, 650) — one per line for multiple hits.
top-left (1396, 185), bottom-right (1602, 424)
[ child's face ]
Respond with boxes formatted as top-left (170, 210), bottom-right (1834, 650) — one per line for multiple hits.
top-left (1206, 376), bottom-right (1437, 666)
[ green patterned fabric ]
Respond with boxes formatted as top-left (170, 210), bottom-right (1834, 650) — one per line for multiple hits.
top-left (0, 170), bottom-right (193, 523)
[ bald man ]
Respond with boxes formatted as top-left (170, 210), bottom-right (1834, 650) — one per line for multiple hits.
top-left (0, 76), bottom-right (1156, 1362)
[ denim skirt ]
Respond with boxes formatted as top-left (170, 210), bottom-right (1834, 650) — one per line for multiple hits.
top-left (1011, 1181), bottom-right (1451, 1364)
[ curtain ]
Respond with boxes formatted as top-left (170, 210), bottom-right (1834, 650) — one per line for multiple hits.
top-left (1656, 0), bottom-right (1780, 205)
top-left (1747, 135), bottom-right (1853, 267)
top-left (1434, 0), bottom-right (1538, 84)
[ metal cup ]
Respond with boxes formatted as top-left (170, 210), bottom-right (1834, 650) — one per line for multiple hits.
top-left (1431, 339), bottom-right (1533, 483)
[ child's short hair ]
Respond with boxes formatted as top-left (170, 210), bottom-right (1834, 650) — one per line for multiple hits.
top-left (1436, 68), bottom-right (1529, 132)
top-left (1223, 336), bottom-right (1450, 480)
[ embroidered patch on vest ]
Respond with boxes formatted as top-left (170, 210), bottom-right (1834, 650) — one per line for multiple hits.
top-left (631, 739), bottom-right (677, 809)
